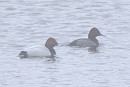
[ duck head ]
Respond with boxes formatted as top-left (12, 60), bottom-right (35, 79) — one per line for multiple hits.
top-left (88, 27), bottom-right (103, 39)
top-left (45, 37), bottom-right (58, 48)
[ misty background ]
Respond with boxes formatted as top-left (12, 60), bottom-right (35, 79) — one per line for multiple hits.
top-left (0, 0), bottom-right (130, 87)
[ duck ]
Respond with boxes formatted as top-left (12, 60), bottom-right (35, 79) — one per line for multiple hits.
top-left (19, 37), bottom-right (58, 58)
top-left (68, 28), bottom-right (104, 47)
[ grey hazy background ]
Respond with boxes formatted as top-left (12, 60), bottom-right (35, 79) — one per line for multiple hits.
top-left (0, 0), bottom-right (130, 87)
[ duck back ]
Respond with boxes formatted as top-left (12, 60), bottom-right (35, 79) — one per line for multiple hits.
top-left (69, 38), bottom-right (96, 47)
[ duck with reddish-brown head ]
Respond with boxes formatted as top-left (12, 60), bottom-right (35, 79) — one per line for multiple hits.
top-left (19, 37), bottom-right (58, 58)
top-left (68, 28), bottom-right (104, 47)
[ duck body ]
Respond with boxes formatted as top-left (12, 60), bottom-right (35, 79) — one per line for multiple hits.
top-left (19, 45), bottom-right (51, 58)
top-left (69, 38), bottom-right (96, 47)
top-left (19, 37), bottom-right (58, 58)
top-left (68, 28), bottom-right (103, 47)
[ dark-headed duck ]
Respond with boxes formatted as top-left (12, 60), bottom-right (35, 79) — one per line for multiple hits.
top-left (19, 37), bottom-right (58, 58)
top-left (68, 28), bottom-right (104, 47)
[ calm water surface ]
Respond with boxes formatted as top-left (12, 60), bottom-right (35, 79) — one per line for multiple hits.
top-left (0, 0), bottom-right (130, 87)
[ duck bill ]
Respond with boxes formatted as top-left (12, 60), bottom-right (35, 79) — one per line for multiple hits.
top-left (99, 33), bottom-right (106, 37)
top-left (55, 42), bottom-right (58, 46)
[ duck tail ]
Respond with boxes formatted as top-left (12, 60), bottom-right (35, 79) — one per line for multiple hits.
top-left (19, 51), bottom-right (28, 58)
top-left (68, 40), bottom-right (78, 46)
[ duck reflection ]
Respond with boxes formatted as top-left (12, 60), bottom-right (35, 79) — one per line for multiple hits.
top-left (88, 46), bottom-right (98, 53)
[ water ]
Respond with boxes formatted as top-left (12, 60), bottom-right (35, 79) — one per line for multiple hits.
top-left (0, 0), bottom-right (130, 87)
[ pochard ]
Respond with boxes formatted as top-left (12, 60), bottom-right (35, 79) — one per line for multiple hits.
top-left (68, 28), bottom-right (104, 47)
top-left (19, 37), bottom-right (58, 58)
